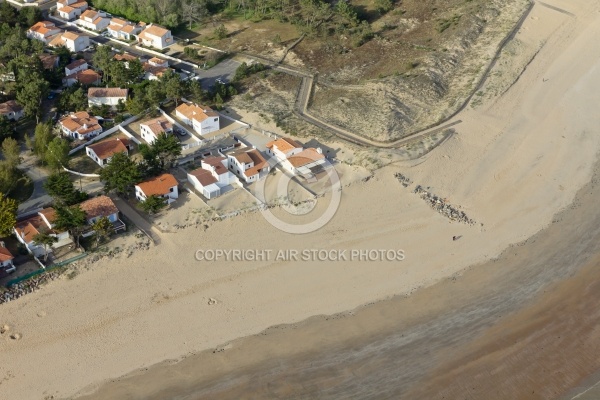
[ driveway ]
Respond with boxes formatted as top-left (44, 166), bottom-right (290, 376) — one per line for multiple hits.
top-left (17, 155), bottom-right (51, 217)
top-left (110, 195), bottom-right (163, 245)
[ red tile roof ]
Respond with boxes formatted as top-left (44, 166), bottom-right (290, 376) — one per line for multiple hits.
top-left (88, 87), bottom-right (128, 98)
top-left (136, 173), bottom-right (178, 196)
top-left (87, 138), bottom-right (128, 160)
top-left (78, 195), bottom-right (118, 220)
top-left (189, 168), bottom-right (218, 186)
top-left (0, 246), bottom-right (13, 262)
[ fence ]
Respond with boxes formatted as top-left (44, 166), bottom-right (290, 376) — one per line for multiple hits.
top-left (6, 252), bottom-right (88, 287)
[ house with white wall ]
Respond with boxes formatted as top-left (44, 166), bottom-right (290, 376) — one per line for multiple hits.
top-left (136, 24), bottom-right (173, 49)
top-left (65, 59), bottom-right (88, 76)
top-left (266, 137), bottom-right (303, 161)
top-left (266, 137), bottom-right (327, 177)
top-left (135, 173), bottom-right (179, 204)
top-left (88, 87), bottom-right (128, 108)
top-left (227, 148), bottom-right (270, 183)
top-left (78, 195), bottom-right (126, 234)
top-left (0, 244), bottom-right (15, 274)
top-left (14, 208), bottom-right (71, 257)
top-left (107, 18), bottom-right (142, 40)
top-left (59, 111), bottom-right (102, 140)
top-left (63, 69), bottom-right (102, 87)
top-left (175, 103), bottom-right (219, 136)
top-left (139, 117), bottom-right (173, 144)
top-left (0, 100), bottom-right (24, 121)
top-left (77, 9), bottom-right (110, 31)
top-left (187, 156), bottom-right (236, 199)
top-left (56, 0), bottom-right (89, 20)
top-left (27, 21), bottom-right (62, 43)
top-left (48, 31), bottom-right (90, 52)
top-left (86, 138), bottom-right (131, 166)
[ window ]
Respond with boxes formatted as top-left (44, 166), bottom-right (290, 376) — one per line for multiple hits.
top-left (214, 118), bottom-right (218, 122)
top-left (169, 187), bottom-right (174, 192)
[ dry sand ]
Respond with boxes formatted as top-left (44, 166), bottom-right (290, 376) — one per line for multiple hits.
top-left (2, 0), bottom-right (600, 399)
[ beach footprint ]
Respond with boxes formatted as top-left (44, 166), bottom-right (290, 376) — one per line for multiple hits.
top-left (9, 333), bottom-right (21, 340)
top-left (0, 324), bottom-right (9, 335)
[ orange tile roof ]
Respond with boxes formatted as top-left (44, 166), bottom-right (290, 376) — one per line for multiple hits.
top-left (60, 112), bottom-right (101, 135)
top-left (59, 5), bottom-right (75, 12)
top-left (88, 87), bottom-right (128, 98)
top-left (189, 168), bottom-right (218, 186)
top-left (113, 53), bottom-right (137, 62)
top-left (121, 24), bottom-right (138, 33)
top-left (139, 24), bottom-right (169, 39)
top-left (136, 173), bottom-right (178, 196)
top-left (202, 156), bottom-right (228, 175)
top-left (80, 9), bottom-right (97, 19)
top-left (0, 100), bottom-right (23, 115)
top-left (87, 138), bottom-right (128, 159)
top-left (39, 54), bottom-right (59, 69)
top-left (243, 150), bottom-right (268, 177)
top-left (66, 69), bottom-right (101, 85)
top-left (39, 207), bottom-right (57, 224)
top-left (15, 208), bottom-right (59, 243)
top-left (63, 31), bottom-right (83, 41)
top-left (65, 59), bottom-right (87, 70)
top-left (148, 57), bottom-right (166, 65)
top-left (176, 103), bottom-right (218, 124)
top-left (266, 137), bottom-right (302, 153)
top-left (141, 117), bottom-right (173, 136)
top-left (287, 148), bottom-right (325, 168)
top-left (0, 246), bottom-right (13, 262)
top-left (29, 21), bottom-right (59, 35)
top-left (70, 1), bottom-right (88, 9)
top-left (142, 63), bottom-right (169, 77)
top-left (78, 195), bottom-right (118, 220)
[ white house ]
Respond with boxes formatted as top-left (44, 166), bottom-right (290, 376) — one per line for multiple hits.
top-left (0, 243), bottom-right (15, 274)
top-left (14, 208), bottom-right (71, 257)
top-left (27, 21), bottom-right (62, 43)
top-left (63, 69), bottom-right (102, 87)
top-left (227, 148), bottom-right (270, 183)
top-left (86, 138), bottom-right (131, 166)
top-left (135, 173), bottom-right (179, 204)
top-left (137, 24), bottom-right (173, 49)
top-left (48, 31), bottom-right (90, 52)
top-left (65, 59), bottom-right (88, 76)
top-left (187, 156), bottom-right (236, 199)
top-left (59, 111), bottom-right (102, 140)
top-left (77, 9), bottom-right (110, 31)
top-left (266, 137), bottom-right (327, 177)
top-left (87, 87), bottom-right (128, 108)
top-left (139, 117), bottom-right (173, 144)
top-left (107, 18), bottom-right (142, 40)
top-left (78, 195), bottom-right (126, 234)
top-left (0, 100), bottom-right (24, 121)
top-left (56, 0), bottom-right (89, 20)
top-left (175, 103), bottom-right (219, 135)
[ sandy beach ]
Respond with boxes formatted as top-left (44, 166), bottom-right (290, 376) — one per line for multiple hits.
top-left (2, 0), bottom-right (600, 399)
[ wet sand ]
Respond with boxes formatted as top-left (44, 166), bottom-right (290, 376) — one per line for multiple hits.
top-left (78, 157), bottom-right (600, 399)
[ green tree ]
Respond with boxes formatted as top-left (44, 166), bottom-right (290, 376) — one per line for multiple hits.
top-left (0, 3), bottom-right (17, 26)
top-left (33, 122), bottom-right (53, 161)
top-left (162, 70), bottom-right (184, 106)
top-left (45, 172), bottom-right (88, 206)
top-left (374, 0), bottom-right (393, 14)
top-left (16, 72), bottom-right (49, 123)
top-left (187, 79), bottom-right (204, 103)
top-left (126, 58), bottom-right (144, 83)
top-left (91, 216), bottom-right (113, 247)
top-left (214, 24), bottom-right (228, 39)
top-left (92, 45), bottom-right (114, 83)
top-left (0, 161), bottom-right (18, 195)
top-left (139, 194), bottom-right (166, 214)
top-left (99, 152), bottom-right (141, 196)
top-left (0, 116), bottom-right (14, 142)
top-left (126, 94), bottom-right (148, 115)
top-left (139, 132), bottom-right (181, 175)
top-left (45, 136), bottom-right (70, 171)
top-left (32, 230), bottom-right (57, 261)
top-left (0, 192), bottom-right (17, 237)
top-left (1, 137), bottom-right (20, 168)
top-left (54, 45), bottom-right (73, 70)
top-left (145, 81), bottom-right (165, 108)
top-left (19, 6), bottom-right (42, 27)
top-left (54, 205), bottom-right (87, 248)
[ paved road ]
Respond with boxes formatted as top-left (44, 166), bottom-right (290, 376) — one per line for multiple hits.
top-left (17, 155), bottom-right (51, 217)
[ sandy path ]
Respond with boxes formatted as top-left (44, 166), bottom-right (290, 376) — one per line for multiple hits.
top-left (1, 0), bottom-right (600, 399)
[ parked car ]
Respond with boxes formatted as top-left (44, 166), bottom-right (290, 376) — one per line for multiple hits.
top-left (215, 78), bottom-right (224, 84)
top-left (101, 31), bottom-right (111, 37)
top-left (175, 127), bottom-right (187, 136)
top-left (47, 93), bottom-right (55, 99)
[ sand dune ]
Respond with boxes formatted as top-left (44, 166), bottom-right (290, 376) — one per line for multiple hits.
top-left (1, 0), bottom-right (600, 399)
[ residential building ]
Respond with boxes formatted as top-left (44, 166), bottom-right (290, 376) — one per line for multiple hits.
top-left (148, 57), bottom-right (168, 67)
top-left (135, 173), bottom-right (179, 204)
top-left (87, 87), bottom-right (128, 108)
top-left (0, 100), bottom-right (24, 121)
top-left (187, 156), bottom-right (236, 199)
top-left (136, 24), bottom-right (173, 49)
top-left (0, 243), bottom-right (15, 274)
top-left (14, 208), bottom-right (70, 257)
top-left (227, 148), bottom-right (270, 183)
top-left (27, 21), bottom-right (62, 43)
top-left (113, 52), bottom-right (137, 65)
top-left (142, 63), bottom-right (170, 80)
top-left (107, 18), bottom-right (141, 40)
top-left (65, 59), bottom-right (88, 76)
top-left (56, 0), bottom-right (88, 20)
top-left (266, 137), bottom-right (327, 176)
top-left (86, 138), bottom-right (131, 166)
top-left (139, 117), bottom-right (173, 144)
top-left (48, 31), bottom-right (90, 52)
top-left (63, 69), bottom-right (101, 87)
top-left (39, 53), bottom-right (59, 70)
top-left (175, 103), bottom-right (219, 135)
top-left (59, 111), bottom-right (102, 140)
top-left (77, 9), bottom-right (110, 31)
top-left (78, 195), bottom-right (126, 234)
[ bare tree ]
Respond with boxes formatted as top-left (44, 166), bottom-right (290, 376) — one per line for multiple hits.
top-left (181, 0), bottom-right (208, 29)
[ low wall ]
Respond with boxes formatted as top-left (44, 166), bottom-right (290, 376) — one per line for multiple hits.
top-left (69, 114), bottom-right (143, 155)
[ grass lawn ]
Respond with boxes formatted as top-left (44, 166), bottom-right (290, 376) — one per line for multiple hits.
top-left (8, 169), bottom-right (34, 203)
top-left (69, 154), bottom-right (101, 175)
